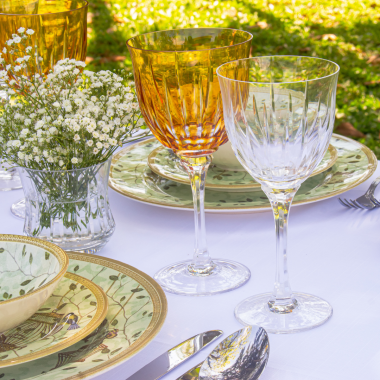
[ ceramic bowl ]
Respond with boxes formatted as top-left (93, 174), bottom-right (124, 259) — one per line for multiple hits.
top-left (212, 141), bottom-right (246, 171)
top-left (0, 234), bottom-right (69, 333)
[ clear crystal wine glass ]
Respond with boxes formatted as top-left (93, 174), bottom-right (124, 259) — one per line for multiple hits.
top-left (127, 28), bottom-right (253, 296)
top-left (217, 56), bottom-right (339, 333)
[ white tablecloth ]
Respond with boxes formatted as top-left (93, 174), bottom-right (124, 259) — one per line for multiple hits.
top-left (1, 164), bottom-right (380, 380)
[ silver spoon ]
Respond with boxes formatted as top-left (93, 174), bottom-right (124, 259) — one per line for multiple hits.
top-left (177, 325), bottom-right (269, 380)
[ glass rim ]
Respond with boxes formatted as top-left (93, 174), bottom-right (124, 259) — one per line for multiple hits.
top-left (126, 27), bottom-right (253, 53)
top-left (216, 55), bottom-right (340, 85)
top-left (0, 0), bottom-right (88, 16)
top-left (20, 156), bottom-right (111, 174)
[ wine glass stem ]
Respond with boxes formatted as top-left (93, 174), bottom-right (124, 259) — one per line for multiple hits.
top-left (180, 155), bottom-right (215, 276)
top-left (263, 185), bottom-right (299, 314)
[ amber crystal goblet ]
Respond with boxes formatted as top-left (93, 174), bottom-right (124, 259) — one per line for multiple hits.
top-left (127, 28), bottom-right (253, 296)
top-left (0, 0), bottom-right (88, 216)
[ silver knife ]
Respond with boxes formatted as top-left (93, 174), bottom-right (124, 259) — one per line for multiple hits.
top-left (127, 330), bottom-right (223, 380)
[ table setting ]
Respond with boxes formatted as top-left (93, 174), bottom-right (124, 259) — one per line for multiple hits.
top-left (1, 1), bottom-right (380, 380)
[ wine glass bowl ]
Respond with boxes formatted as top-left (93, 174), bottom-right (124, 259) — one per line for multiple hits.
top-left (127, 28), bottom-right (252, 157)
top-left (128, 28), bottom-right (253, 296)
top-left (217, 56), bottom-right (339, 332)
top-left (0, 0), bottom-right (88, 77)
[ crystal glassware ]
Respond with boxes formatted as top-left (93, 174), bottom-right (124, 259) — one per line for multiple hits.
top-left (217, 56), bottom-right (339, 332)
top-left (18, 157), bottom-right (115, 253)
top-left (0, 0), bottom-right (88, 217)
top-left (127, 28), bottom-right (253, 296)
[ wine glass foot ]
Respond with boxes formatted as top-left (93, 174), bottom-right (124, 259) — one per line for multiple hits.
top-left (154, 259), bottom-right (251, 296)
top-left (11, 198), bottom-right (25, 219)
top-left (0, 167), bottom-right (22, 191)
top-left (235, 292), bottom-right (333, 334)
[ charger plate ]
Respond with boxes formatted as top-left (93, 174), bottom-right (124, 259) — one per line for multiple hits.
top-left (0, 253), bottom-right (167, 380)
top-left (109, 134), bottom-right (377, 213)
top-left (0, 272), bottom-right (108, 368)
top-left (147, 144), bottom-right (338, 191)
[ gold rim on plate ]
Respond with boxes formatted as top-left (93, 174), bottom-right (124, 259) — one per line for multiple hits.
top-left (147, 143), bottom-right (338, 190)
top-left (0, 271), bottom-right (108, 367)
top-left (62, 252), bottom-right (168, 380)
top-left (0, 234), bottom-right (69, 307)
top-left (109, 134), bottom-right (377, 212)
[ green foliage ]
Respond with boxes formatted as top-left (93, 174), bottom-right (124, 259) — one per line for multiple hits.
top-left (86, 0), bottom-right (380, 156)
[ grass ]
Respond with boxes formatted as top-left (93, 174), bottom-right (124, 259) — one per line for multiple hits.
top-left (86, 0), bottom-right (380, 157)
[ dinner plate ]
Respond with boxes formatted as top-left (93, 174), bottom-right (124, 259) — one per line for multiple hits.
top-left (0, 272), bottom-right (108, 367)
top-left (0, 253), bottom-right (167, 380)
top-left (109, 134), bottom-right (377, 213)
top-left (147, 144), bottom-right (338, 191)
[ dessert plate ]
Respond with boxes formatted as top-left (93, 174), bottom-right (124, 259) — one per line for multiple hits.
top-left (0, 253), bottom-right (167, 380)
top-left (109, 134), bottom-right (377, 213)
top-left (0, 272), bottom-right (108, 367)
top-left (147, 143), bottom-right (338, 191)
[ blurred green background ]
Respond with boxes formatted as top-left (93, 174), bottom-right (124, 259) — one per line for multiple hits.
top-left (86, 0), bottom-right (380, 157)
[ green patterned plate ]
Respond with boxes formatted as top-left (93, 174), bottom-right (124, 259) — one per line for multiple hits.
top-left (109, 135), bottom-right (377, 213)
top-left (0, 253), bottom-right (167, 380)
top-left (0, 272), bottom-right (108, 367)
top-left (147, 144), bottom-right (338, 191)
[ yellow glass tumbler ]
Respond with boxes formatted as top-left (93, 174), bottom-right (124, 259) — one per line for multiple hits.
top-left (0, 0), bottom-right (88, 76)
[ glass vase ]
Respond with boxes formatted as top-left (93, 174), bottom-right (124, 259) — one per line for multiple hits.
top-left (18, 158), bottom-right (115, 253)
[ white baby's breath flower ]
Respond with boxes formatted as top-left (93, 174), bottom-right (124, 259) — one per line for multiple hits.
top-left (87, 140), bottom-right (93, 146)
top-left (92, 131), bottom-right (99, 138)
top-left (59, 160), bottom-right (64, 167)
top-left (93, 148), bottom-right (99, 154)
top-left (74, 99), bottom-right (83, 107)
top-left (17, 27), bottom-right (25, 34)
top-left (25, 46), bottom-right (32, 53)
top-left (13, 37), bottom-right (22, 44)
top-left (52, 102), bottom-right (60, 108)
top-left (47, 156), bottom-right (54, 163)
top-left (96, 142), bottom-right (103, 149)
top-left (26, 29), bottom-right (35, 35)
top-left (71, 157), bottom-right (78, 164)
top-left (35, 120), bottom-right (44, 130)
top-left (2, 47), bottom-right (7, 54)
top-left (18, 152), bottom-right (25, 159)
top-left (6, 39), bottom-right (14, 46)
top-left (74, 134), bottom-right (80, 141)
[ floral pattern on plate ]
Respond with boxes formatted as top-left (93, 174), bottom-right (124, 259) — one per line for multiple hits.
top-left (0, 242), bottom-right (60, 301)
top-left (0, 272), bottom-right (108, 367)
top-left (109, 135), bottom-right (377, 212)
top-left (147, 144), bottom-right (338, 191)
top-left (0, 253), bottom-right (167, 380)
